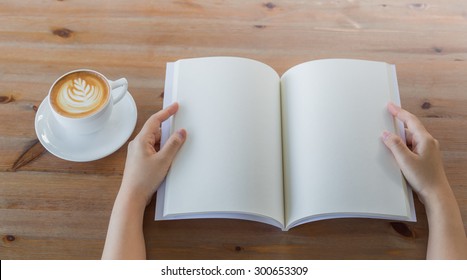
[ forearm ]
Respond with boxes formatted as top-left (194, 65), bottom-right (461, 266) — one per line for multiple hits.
top-left (425, 185), bottom-right (467, 259)
top-left (102, 186), bottom-right (147, 260)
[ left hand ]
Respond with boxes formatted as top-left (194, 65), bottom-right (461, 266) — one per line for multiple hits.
top-left (120, 102), bottom-right (186, 206)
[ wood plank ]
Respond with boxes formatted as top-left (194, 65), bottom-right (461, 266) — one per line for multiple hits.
top-left (0, 172), bottom-right (121, 259)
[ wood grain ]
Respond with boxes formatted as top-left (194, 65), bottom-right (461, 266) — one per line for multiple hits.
top-left (1, 0), bottom-right (466, 259)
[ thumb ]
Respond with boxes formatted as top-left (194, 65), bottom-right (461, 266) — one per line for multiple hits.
top-left (158, 128), bottom-right (187, 164)
top-left (382, 130), bottom-right (413, 166)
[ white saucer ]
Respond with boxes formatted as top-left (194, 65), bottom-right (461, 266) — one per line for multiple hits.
top-left (35, 92), bottom-right (137, 162)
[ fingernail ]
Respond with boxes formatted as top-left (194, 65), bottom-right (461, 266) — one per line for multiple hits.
top-left (387, 102), bottom-right (401, 114)
top-left (382, 131), bottom-right (391, 141)
top-left (177, 129), bottom-right (186, 140)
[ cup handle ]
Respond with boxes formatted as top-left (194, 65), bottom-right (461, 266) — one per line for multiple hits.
top-left (109, 78), bottom-right (128, 105)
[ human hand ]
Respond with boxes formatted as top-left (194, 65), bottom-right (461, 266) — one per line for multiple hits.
top-left (382, 103), bottom-right (450, 205)
top-left (120, 103), bottom-right (186, 206)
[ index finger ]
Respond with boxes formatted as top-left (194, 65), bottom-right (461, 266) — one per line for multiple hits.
top-left (387, 102), bottom-right (428, 134)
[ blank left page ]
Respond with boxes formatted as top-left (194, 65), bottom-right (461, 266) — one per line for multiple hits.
top-left (161, 57), bottom-right (284, 227)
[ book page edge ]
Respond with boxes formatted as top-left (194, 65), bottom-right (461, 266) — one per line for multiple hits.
top-left (389, 64), bottom-right (417, 222)
top-left (155, 62), bottom-right (176, 221)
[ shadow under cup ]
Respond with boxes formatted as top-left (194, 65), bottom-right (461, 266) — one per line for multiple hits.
top-left (48, 69), bottom-right (128, 135)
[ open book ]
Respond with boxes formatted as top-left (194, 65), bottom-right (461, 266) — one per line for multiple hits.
top-left (156, 57), bottom-right (416, 231)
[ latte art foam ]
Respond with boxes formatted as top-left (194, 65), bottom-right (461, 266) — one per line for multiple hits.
top-left (59, 78), bottom-right (103, 113)
top-left (50, 71), bottom-right (109, 118)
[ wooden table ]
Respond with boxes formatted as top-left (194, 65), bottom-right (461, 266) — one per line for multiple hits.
top-left (1, 0), bottom-right (466, 260)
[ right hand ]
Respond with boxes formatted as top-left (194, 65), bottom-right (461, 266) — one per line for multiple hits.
top-left (381, 103), bottom-right (450, 205)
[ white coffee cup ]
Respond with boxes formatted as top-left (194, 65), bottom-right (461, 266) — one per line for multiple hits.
top-left (48, 69), bottom-right (128, 134)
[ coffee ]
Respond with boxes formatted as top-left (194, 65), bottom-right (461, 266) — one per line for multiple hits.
top-left (50, 71), bottom-right (110, 118)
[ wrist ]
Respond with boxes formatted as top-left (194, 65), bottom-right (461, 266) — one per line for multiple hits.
top-left (421, 182), bottom-right (455, 212)
top-left (115, 183), bottom-right (149, 212)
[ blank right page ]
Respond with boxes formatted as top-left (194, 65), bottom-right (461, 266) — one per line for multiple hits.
top-left (281, 59), bottom-right (413, 229)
